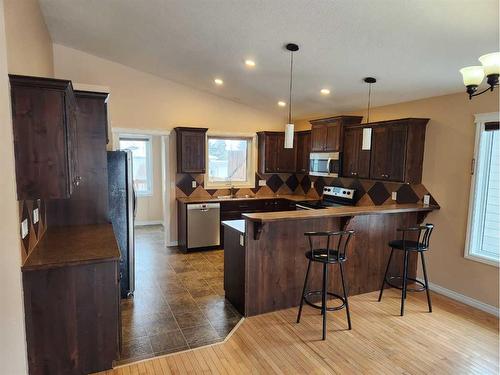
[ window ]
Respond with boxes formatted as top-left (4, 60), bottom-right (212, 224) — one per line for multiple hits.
top-left (465, 113), bottom-right (500, 266)
top-left (119, 135), bottom-right (153, 196)
top-left (206, 136), bottom-right (253, 187)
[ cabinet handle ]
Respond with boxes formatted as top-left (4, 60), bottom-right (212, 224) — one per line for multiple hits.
top-left (351, 172), bottom-right (358, 176)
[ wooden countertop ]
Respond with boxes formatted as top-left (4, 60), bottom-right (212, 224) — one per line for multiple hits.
top-left (242, 203), bottom-right (439, 223)
top-left (177, 194), bottom-right (317, 204)
top-left (22, 224), bottom-right (121, 271)
top-left (222, 219), bottom-right (246, 234)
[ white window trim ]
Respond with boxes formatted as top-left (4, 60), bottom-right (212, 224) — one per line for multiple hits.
top-left (204, 132), bottom-right (257, 189)
top-left (119, 133), bottom-right (154, 197)
top-left (464, 112), bottom-right (500, 267)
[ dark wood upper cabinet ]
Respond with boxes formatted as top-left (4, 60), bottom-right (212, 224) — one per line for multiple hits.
top-left (309, 116), bottom-right (363, 152)
top-left (342, 126), bottom-right (370, 178)
top-left (257, 132), bottom-right (297, 173)
top-left (295, 130), bottom-right (311, 173)
top-left (367, 118), bottom-right (429, 183)
top-left (175, 127), bottom-right (208, 174)
top-left (47, 91), bottom-right (110, 226)
top-left (10, 75), bottom-right (79, 200)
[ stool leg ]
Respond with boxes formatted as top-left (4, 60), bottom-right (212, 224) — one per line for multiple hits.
top-left (378, 248), bottom-right (394, 302)
top-left (322, 263), bottom-right (328, 340)
top-left (420, 252), bottom-right (432, 313)
top-left (339, 262), bottom-right (351, 330)
top-left (400, 250), bottom-right (409, 316)
top-left (296, 259), bottom-right (312, 323)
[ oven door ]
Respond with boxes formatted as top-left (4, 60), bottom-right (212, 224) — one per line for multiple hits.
top-left (309, 152), bottom-right (340, 177)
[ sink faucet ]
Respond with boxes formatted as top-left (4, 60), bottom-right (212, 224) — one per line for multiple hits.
top-left (229, 183), bottom-right (236, 198)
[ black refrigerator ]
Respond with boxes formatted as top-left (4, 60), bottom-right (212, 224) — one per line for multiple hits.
top-left (108, 151), bottom-right (136, 298)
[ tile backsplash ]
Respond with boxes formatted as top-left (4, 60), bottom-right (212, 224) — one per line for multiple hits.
top-left (176, 173), bottom-right (438, 207)
top-left (19, 199), bottom-right (47, 263)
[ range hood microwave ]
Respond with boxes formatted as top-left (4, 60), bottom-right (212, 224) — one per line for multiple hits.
top-left (309, 152), bottom-right (340, 177)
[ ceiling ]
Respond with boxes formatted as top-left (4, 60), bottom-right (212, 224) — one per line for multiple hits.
top-left (39, 0), bottom-right (499, 119)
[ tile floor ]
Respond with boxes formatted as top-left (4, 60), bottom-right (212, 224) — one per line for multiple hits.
top-left (118, 225), bottom-right (242, 365)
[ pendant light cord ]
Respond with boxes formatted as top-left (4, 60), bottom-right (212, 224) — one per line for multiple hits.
top-left (288, 50), bottom-right (293, 124)
top-left (367, 82), bottom-right (372, 123)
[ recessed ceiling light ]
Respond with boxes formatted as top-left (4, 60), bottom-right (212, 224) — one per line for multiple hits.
top-left (214, 78), bottom-right (224, 85)
top-left (245, 59), bottom-right (256, 67)
top-left (320, 88), bottom-right (331, 95)
top-left (277, 101), bottom-right (286, 107)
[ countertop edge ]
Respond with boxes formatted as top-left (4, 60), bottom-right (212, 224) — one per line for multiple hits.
top-left (177, 195), bottom-right (317, 204)
top-left (242, 204), bottom-right (439, 223)
top-left (222, 219), bottom-right (246, 234)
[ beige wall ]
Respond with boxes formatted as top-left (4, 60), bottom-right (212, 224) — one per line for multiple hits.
top-left (4, 0), bottom-right (53, 76)
top-left (135, 135), bottom-right (164, 224)
top-left (297, 91), bottom-right (500, 308)
top-left (0, 0), bottom-right (28, 373)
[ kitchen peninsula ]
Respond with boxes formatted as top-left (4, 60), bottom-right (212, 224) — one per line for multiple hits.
top-left (222, 203), bottom-right (439, 317)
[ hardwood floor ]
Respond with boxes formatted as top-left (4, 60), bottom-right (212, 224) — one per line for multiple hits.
top-left (99, 289), bottom-right (498, 374)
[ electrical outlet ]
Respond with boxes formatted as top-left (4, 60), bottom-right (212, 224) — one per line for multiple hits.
top-left (423, 194), bottom-right (430, 206)
top-left (21, 219), bottom-right (28, 239)
top-left (239, 234), bottom-right (244, 246)
top-left (191, 181), bottom-right (197, 188)
top-left (391, 191), bottom-right (397, 201)
top-left (258, 179), bottom-right (266, 186)
top-left (311, 181), bottom-right (315, 188)
top-left (33, 208), bottom-right (39, 224)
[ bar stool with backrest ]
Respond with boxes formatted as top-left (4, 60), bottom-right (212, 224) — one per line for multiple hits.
top-left (378, 223), bottom-right (434, 316)
top-left (296, 230), bottom-right (354, 340)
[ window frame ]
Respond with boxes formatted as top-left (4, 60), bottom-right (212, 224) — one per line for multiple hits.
top-left (464, 112), bottom-right (500, 267)
top-left (119, 134), bottom-right (154, 197)
top-left (205, 133), bottom-right (256, 189)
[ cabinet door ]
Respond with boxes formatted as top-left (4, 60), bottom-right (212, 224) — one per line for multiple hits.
top-left (369, 125), bottom-right (390, 180)
top-left (179, 130), bottom-right (206, 173)
top-left (296, 131), bottom-right (311, 173)
top-left (325, 120), bottom-right (342, 151)
top-left (342, 127), bottom-right (359, 177)
top-left (263, 133), bottom-right (279, 173)
top-left (65, 90), bottom-right (79, 191)
top-left (276, 133), bottom-right (297, 173)
top-left (386, 123), bottom-right (407, 182)
top-left (311, 124), bottom-right (327, 151)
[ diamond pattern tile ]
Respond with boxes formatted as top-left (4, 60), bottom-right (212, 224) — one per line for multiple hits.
top-left (300, 175), bottom-right (311, 194)
top-left (367, 182), bottom-right (391, 205)
top-left (347, 179), bottom-right (366, 203)
top-left (21, 202), bottom-right (30, 255)
top-left (396, 184), bottom-right (419, 204)
top-left (176, 174), bottom-right (197, 196)
top-left (314, 177), bottom-right (326, 196)
top-left (266, 174), bottom-right (283, 193)
top-left (285, 175), bottom-right (299, 191)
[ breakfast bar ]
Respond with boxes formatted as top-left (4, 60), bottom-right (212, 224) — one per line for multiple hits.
top-left (223, 203), bottom-right (439, 317)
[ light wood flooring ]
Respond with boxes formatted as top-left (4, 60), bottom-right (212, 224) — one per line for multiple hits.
top-left (97, 288), bottom-right (499, 374)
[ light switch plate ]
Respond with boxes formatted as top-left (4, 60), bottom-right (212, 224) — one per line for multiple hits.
top-left (391, 191), bottom-right (397, 201)
top-left (239, 234), bottom-right (244, 246)
top-left (423, 194), bottom-right (430, 206)
top-left (21, 219), bottom-right (28, 239)
top-left (311, 181), bottom-right (315, 188)
top-left (191, 181), bottom-right (197, 188)
top-left (258, 179), bottom-right (267, 186)
top-left (33, 208), bottom-right (39, 224)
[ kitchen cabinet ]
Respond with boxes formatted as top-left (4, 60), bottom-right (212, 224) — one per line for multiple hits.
top-left (295, 130), bottom-right (311, 173)
top-left (175, 127), bottom-right (208, 173)
top-left (342, 126), bottom-right (370, 178)
top-left (47, 91), bottom-right (110, 226)
top-left (10, 75), bottom-right (80, 200)
top-left (309, 116), bottom-right (363, 152)
top-left (257, 132), bottom-right (297, 173)
top-left (367, 118), bottom-right (429, 183)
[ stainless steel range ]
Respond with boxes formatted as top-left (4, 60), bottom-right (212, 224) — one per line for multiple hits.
top-left (296, 186), bottom-right (356, 210)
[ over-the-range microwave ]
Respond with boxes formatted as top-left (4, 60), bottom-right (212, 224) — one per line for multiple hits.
top-left (309, 152), bottom-right (340, 177)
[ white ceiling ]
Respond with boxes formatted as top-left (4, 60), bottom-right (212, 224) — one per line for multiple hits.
top-left (39, 0), bottom-right (499, 118)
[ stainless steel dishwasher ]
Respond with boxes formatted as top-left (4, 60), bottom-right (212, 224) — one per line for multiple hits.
top-left (187, 203), bottom-right (221, 249)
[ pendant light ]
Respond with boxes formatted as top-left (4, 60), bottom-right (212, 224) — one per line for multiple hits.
top-left (284, 43), bottom-right (299, 149)
top-left (363, 77), bottom-right (376, 123)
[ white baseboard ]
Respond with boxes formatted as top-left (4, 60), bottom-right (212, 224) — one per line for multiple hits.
top-left (167, 240), bottom-right (178, 247)
top-left (134, 220), bottom-right (164, 226)
top-left (419, 278), bottom-right (499, 317)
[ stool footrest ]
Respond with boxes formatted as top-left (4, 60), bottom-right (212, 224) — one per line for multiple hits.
top-left (303, 291), bottom-right (346, 311)
top-left (386, 275), bottom-right (426, 292)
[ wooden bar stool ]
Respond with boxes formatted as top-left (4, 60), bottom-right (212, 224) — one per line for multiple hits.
top-left (296, 230), bottom-right (354, 340)
top-left (378, 224), bottom-right (434, 316)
